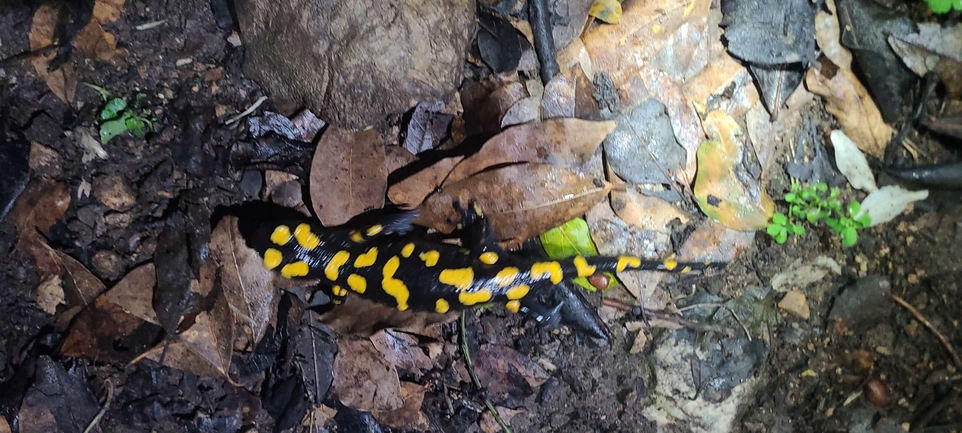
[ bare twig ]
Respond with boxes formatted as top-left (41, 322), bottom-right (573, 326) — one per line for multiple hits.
top-left (892, 294), bottom-right (962, 368)
top-left (459, 312), bottom-right (512, 433)
top-left (83, 378), bottom-right (115, 433)
top-left (225, 96), bottom-right (268, 125)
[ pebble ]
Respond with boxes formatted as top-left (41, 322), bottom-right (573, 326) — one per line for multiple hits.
top-left (93, 175), bottom-right (137, 211)
top-left (777, 290), bottom-right (810, 320)
top-left (92, 250), bottom-right (124, 281)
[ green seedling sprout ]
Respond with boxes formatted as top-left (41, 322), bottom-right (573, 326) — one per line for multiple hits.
top-left (84, 83), bottom-right (156, 144)
top-left (766, 181), bottom-right (871, 247)
top-left (924, 0), bottom-right (961, 13)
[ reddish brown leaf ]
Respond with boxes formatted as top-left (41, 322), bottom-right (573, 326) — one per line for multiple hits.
top-left (417, 163), bottom-right (612, 245)
top-left (210, 216), bottom-right (277, 346)
top-left (333, 337), bottom-right (403, 412)
top-left (309, 128), bottom-right (387, 226)
top-left (373, 381), bottom-right (430, 431)
top-left (103, 263), bottom-right (159, 324)
top-left (29, 5), bottom-right (76, 105)
top-left (386, 156), bottom-right (463, 208)
top-left (474, 344), bottom-right (549, 403)
top-left (444, 118), bottom-right (616, 184)
top-left (61, 294), bottom-right (157, 363)
top-left (370, 330), bottom-right (438, 380)
top-left (7, 180), bottom-right (70, 236)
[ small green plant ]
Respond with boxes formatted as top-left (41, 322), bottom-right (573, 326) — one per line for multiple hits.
top-left (766, 182), bottom-right (871, 247)
top-left (84, 83), bottom-right (155, 144)
top-left (924, 0), bottom-right (961, 13)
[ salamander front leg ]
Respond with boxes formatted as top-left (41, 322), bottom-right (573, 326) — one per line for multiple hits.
top-left (452, 200), bottom-right (501, 258)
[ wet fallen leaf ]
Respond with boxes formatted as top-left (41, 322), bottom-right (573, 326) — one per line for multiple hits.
top-left (333, 337), bottom-right (403, 412)
top-left (103, 263), bottom-right (159, 323)
top-left (61, 292), bottom-right (160, 363)
top-left (319, 296), bottom-right (457, 337)
top-left (605, 98), bottom-right (686, 186)
top-left (404, 100), bottom-right (453, 154)
top-left (814, 0), bottom-right (852, 70)
top-left (805, 67), bottom-right (893, 158)
top-left (293, 321), bottom-right (337, 406)
top-left (373, 381), bottom-right (430, 431)
top-left (210, 216), bottom-right (277, 346)
top-left (387, 155), bottom-right (464, 208)
top-left (830, 129), bottom-right (877, 192)
top-left (683, 51), bottom-right (758, 118)
top-left (474, 344), bottom-right (549, 403)
top-left (370, 329), bottom-right (438, 380)
top-left (7, 180), bottom-right (70, 236)
top-left (140, 339), bottom-right (230, 380)
top-left (310, 127), bottom-right (387, 226)
top-left (445, 118), bottom-right (616, 184)
top-left (417, 163), bottom-right (613, 245)
top-left (888, 23), bottom-right (962, 96)
top-left (500, 96), bottom-right (541, 128)
top-left (29, 5), bottom-right (77, 105)
top-left (694, 111), bottom-right (774, 231)
top-left (480, 406), bottom-right (527, 433)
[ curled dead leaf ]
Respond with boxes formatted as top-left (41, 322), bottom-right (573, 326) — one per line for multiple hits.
top-left (805, 67), bottom-right (892, 157)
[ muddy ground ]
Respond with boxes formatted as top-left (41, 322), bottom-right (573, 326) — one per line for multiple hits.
top-left (0, 0), bottom-right (960, 432)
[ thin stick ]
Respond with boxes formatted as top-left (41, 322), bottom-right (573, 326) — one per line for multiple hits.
top-left (225, 96), bottom-right (268, 125)
top-left (459, 312), bottom-right (512, 433)
top-left (892, 294), bottom-right (962, 368)
top-left (83, 379), bottom-right (115, 433)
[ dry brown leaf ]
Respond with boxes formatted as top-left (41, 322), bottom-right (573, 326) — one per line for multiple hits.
top-left (8, 180), bottom-right (70, 236)
top-left (139, 339), bottom-right (230, 380)
top-left (210, 216), bottom-right (276, 346)
top-left (610, 188), bottom-right (689, 233)
top-left (29, 5), bottom-right (77, 105)
top-left (370, 330), bottom-right (438, 380)
top-left (93, 0), bottom-right (126, 22)
top-left (814, 6), bottom-right (852, 70)
top-left (541, 66), bottom-right (602, 120)
top-left (501, 96), bottom-right (541, 128)
top-left (319, 296), bottom-right (457, 337)
top-left (333, 337), bottom-right (403, 412)
top-left (310, 128), bottom-right (387, 226)
top-left (103, 263), bottom-right (158, 324)
top-left (474, 344), bottom-right (549, 403)
top-left (172, 293), bottom-right (235, 378)
top-left (683, 51), bottom-right (758, 118)
top-left (462, 80), bottom-right (528, 136)
top-left (386, 155), bottom-right (464, 208)
top-left (61, 294), bottom-right (156, 363)
top-left (445, 118), bottom-right (616, 184)
top-left (805, 68), bottom-right (892, 158)
top-left (676, 219), bottom-right (754, 263)
top-left (374, 382), bottom-right (430, 431)
top-left (417, 163), bottom-right (612, 245)
top-left (35, 275), bottom-right (64, 315)
top-left (480, 407), bottom-right (527, 433)
top-left (73, 21), bottom-right (124, 64)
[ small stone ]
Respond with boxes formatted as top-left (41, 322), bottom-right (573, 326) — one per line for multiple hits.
top-left (93, 175), bottom-right (137, 211)
top-left (35, 274), bottom-right (64, 315)
top-left (830, 276), bottom-right (892, 332)
top-left (778, 290), bottom-right (810, 319)
top-left (92, 250), bottom-right (124, 281)
top-left (105, 212), bottom-right (132, 228)
top-left (29, 142), bottom-right (62, 177)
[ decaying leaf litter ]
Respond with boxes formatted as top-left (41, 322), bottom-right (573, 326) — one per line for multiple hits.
top-left (1, 0), bottom-right (961, 431)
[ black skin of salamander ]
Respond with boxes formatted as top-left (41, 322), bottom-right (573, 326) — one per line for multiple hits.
top-left (237, 201), bottom-right (725, 324)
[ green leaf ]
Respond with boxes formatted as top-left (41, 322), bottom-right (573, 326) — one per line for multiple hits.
top-left (800, 189), bottom-right (814, 201)
top-left (99, 118), bottom-right (129, 144)
top-left (125, 115), bottom-right (147, 137)
top-left (791, 224), bottom-right (805, 235)
top-left (825, 217), bottom-right (841, 232)
top-left (790, 205), bottom-right (802, 217)
top-left (855, 214), bottom-right (872, 227)
top-left (926, 0), bottom-right (962, 13)
top-left (772, 213), bottom-right (787, 225)
top-left (846, 202), bottom-right (861, 215)
top-left (83, 83), bottom-right (111, 101)
top-left (841, 226), bottom-right (858, 246)
top-left (784, 192), bottom-right (797, 203)
top-left (775, 228), bottom-right (788, 244)
top-left (767, 224), bottom-right (783, 236)
top-left (540, 218), bottom-right (599, 259)
top-left (806, 208), bottom-right (823, 223)
top-left (816, 182), bottom-right (828, 192)
top-left (830, 187), bottom-right (840, 198)
top-left (99, 98), bottom-right (127, 121)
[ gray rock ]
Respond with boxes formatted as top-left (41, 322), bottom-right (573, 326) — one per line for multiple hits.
top-left (829, 275), bottom-right (892, 331)
top-left (236, 0), bottom-right (475, 128)
top-left (603, 99), bottom-right (685, 186)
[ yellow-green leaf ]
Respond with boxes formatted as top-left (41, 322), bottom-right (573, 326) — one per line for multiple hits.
top-left (589, 0), bottom-right (622, 24)
top-left (540, 218), bottom-right (615, 291)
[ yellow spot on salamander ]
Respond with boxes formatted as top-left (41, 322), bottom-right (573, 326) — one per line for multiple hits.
top-left (419, 250), bottom-right (440, 267)
top-left (494, 267), bottom-right (519, 287)
top-left (294, 223), bottom-right (320, 250)
top-left (506, 284), bottom-right (529, 300)
top-left (382, 256), bottom-right (410, 311)
top-left (505, 300), bottom-right (520, 313)
top-left (270, 225), bottom-right (291, 245)
top-left (354, 248), bottom-right (378, 267)
top-left (459, 289), bottom-right (492, 306)
top-left (347, 274), bottom-right (367, 293)
top-left (332, 285), bottom-right (347, 297)
top-left (401, 243), bottom-right (416, 258)
top-left (681, 266), bottom-right (692, 273)
top-left (281, 261), bottom-right (309, 278)
top-left (573, 256), bottom-right (596, 277)
top-left (439, 268), bottom-right (474, 291)
top-left (616, 256), bottom-right (642, 272)
top-left (263, 248), bottom-right (283, 269)
top-left (435, 299), bottom-right (450, 313)
top-left (662, 260), bottom-right (678, 271)
top-left (324, 251), bottom-right (351, 281)
top-left (531, 262), bottom-right (563, 284)
top-left (479, 252), bottom-right (499, 265)
top-left (350, 230), bottom-right (364, 243)
top-left (366, 224), bottom-right (383, 237)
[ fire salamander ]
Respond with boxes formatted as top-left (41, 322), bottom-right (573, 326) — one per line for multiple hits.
top-left (239, 202), bottom-right (723, 317)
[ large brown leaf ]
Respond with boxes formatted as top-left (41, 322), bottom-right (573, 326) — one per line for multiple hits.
top-left (417, 163), bottom-right (612, 245)
top-left (386, 156), bottom-right (463, 208)
top-left (210, 216), bottom-right (277, 346)
top-left (805, 67), bottom-right (892, 157)
top-left (310, 128), bottom-right (387, 226)
top-left (445, 118), bottom-right (616, 183)
top-left (333, 337), bottom-right (403, 412)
